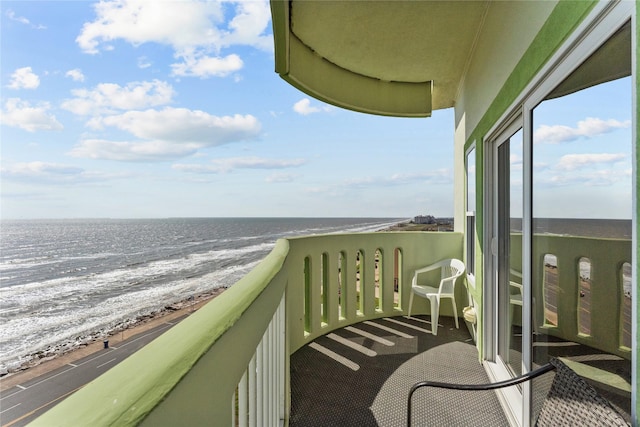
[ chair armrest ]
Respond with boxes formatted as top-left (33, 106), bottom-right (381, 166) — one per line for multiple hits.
top-left (509, 281), bottom-right (523, 291)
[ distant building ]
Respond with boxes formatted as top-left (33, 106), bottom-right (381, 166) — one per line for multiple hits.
top-left (413, 215), bottom-right (436, 224)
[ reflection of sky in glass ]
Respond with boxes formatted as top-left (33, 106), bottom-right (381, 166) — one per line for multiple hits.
top-left (510, 129), bottom-right (523, 217)
top-left (533, 77), bottom-right (631, 219)
top-left (466, 148), bottom-right (476, 212)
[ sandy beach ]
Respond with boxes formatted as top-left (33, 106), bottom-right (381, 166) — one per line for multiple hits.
top-left (0, 287), bottom-right (225, 392)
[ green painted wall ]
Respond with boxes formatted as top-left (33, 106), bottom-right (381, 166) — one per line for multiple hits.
top-left (284, 231), bottom-right (464, 352)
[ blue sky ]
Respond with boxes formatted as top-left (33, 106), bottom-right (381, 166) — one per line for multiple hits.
top-left (0, 1), bottom-right (454, 219)
top-left (0, 1), bottom-right (631, 220)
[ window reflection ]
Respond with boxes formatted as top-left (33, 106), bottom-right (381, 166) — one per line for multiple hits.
top-left (531, 21), bottom-right (631, 422)
top-left (466, 148), bottom-right (476, 276)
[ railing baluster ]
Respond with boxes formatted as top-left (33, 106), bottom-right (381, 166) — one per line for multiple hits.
top-left (239, 370), bottom-right (248, 427)
top-left (232, 390), bottom-right (236, 427)
top-left (269, 320), bottom-right (274, 427)
top-left (256, 340), bottom-right (263, 427)
top-left (262, 328), bottom-right (268, 426)
top-left (278, 298), bottom-right (285, 422)
top-left (249, 354), bottom-right (257, 427)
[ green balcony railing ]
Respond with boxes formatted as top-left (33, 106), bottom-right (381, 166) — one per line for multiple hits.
top-left (29, 231), bottom-right (463, 427)
top-left (29, 230), bottom-right (629, 426)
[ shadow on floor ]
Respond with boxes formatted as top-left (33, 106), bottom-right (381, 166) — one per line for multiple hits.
top-left (289, 315), bottom-right (509, 427)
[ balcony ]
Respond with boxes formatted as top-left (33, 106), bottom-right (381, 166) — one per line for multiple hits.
top-left (30, 231), bottom-right (631, 426)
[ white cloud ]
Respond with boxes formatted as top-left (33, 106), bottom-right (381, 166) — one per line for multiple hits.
top-left (1, 161), bottom-right (123, 184)
top-left (4, 161), bottom-right (82, 176)
top-left (543, 168), bottom-right (631, 187)
top-left (6, 9), bottom-right (30, 25)
top-left (77, 0), bottom-right (219, 54)
top-left (534, 117), bottom-right (630, 144)
top-left (61, 80), bottom-right (174, 115)
top-left (69, 139), bottom-right (202, 162)
top-left (70, 109), bottom-right (261, 162)
top-left (1, 98), bottom-right (63, 132)
top-left (171, 53), bottom-right (243, 78)
top-left (222, 1), bottom-right (273, 51)
top-left (173, 156), bottom-right (306, 174)
top-left (555, 153), bottom-right (626, 171)
top-left (137, 56), bottom-right (151, 69)
top-left (65, 69), bottom-right (86, 82)
top-left (93, 108), bottom-right (260, 143)
top-left (266, 172), bottom-right (297, 183)
top-left (76, 0), bottom-right (272, 77)
top-left (6, 10), bottom-right (46, 29)
top-left (344, 169), bottom-right (452, 188)
top-left (8, 67), bottom-right (40, 90)
top-left (293, 98), bottom-right (332, 115)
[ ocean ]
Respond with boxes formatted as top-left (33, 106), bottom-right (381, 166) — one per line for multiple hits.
top-left (0, 217), bottom-right (401, 373)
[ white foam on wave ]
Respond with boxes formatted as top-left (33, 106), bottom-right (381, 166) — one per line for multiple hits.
top-left (280, 219), bottom-right (402, 238)
top-left (0, 243), bottom-right (271, 369)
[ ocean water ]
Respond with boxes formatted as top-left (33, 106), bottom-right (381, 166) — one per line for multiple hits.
top-left (511, 218), bottom-right (632, 239)
top-left (0, 217), bottom-right (400, 372)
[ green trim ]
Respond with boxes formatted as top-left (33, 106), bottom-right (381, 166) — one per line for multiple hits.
top-left (463, 1), bottom-right (597, 153)
top-left (30, 239), bottom-right (290, 427)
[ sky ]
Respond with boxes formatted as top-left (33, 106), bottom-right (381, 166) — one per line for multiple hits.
top-left (0, 1), bottom-right (631, 220)
top-left (0, 0), bottom-right (454, 219)
top-left (467, 77), bottom-right (631, 221)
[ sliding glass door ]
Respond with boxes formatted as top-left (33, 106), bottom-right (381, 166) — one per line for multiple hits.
top-left (485, 121), bottom-right (524, 423)
top-left (483, 5), bottom-right (633, 425)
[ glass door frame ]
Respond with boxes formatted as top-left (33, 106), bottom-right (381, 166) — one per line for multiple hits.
top-left (483, 115), bottom-right (525, 427)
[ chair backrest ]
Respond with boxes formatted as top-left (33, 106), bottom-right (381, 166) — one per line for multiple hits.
top-left (535, 358), bottom-right (628, 426)
top-left (438, 258), bottom-right (465, 295)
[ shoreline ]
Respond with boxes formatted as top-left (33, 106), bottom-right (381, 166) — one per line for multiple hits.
top-left (0, 287), bottom-right (226, 392)
top-left (0, 219), bottom-right (399, 390)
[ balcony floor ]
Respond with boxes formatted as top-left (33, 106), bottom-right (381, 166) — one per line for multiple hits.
top-left (290, 315), bottom-right (509, 426)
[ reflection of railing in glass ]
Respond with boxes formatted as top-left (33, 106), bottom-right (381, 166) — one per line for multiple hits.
top-left (542, 254), bottom-right (558, 327)
top-left (322, 252), bottom-right (329, 324)
top-left (621, 262), bottom-right (632, 349)
top-left (375, 249), bottom-right (382, 311)
top-left (534, 236), bottom-right (631, 359)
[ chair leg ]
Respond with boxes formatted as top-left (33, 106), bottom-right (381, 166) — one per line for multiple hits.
top-left (429, 297), bottom-right (439, 336)
top-left (408, 292), bottom-right (414, 318)
top-left (451, 297), bottom-right (459, 329)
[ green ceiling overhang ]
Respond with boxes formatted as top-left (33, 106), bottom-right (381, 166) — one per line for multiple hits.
top-left (271, 0), bottom-right (432, 117)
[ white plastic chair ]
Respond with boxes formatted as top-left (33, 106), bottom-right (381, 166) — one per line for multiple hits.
top-left (407, 258), bottom-right (465, 335)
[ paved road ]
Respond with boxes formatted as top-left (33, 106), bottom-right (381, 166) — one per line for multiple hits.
top-left (0, 315), bottom-right (187, 427)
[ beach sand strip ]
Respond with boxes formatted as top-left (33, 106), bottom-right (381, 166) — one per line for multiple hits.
top-left (0, 288), bottom-right (225, 392)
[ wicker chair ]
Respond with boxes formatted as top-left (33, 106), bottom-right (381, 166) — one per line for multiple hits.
top-left (407, 357), bottom-right (629, 426)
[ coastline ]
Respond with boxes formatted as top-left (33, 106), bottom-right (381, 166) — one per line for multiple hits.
top-left (0, 287), bottom-right (226, 392)
top-left (381, 219), bottom-right (454, 232)
top-left (0, 218), bottom-right (401, 390)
